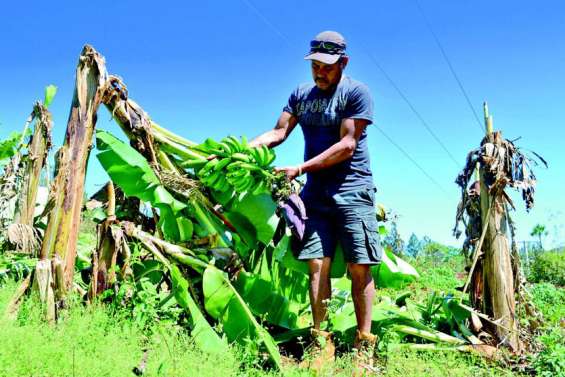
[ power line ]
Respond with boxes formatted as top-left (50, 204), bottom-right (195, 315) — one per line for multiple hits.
top-left (240, 0), bottom-right (293, 47)
top-left (365, 52), bottom-right (461, 168)
top-left (413, 0), bottom-right (485, 133)
top-left (238, 0), bottom-right (452, 193)
top-left (376, 127), bottom-right (450, 195)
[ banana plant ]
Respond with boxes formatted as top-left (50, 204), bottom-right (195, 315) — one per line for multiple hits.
top-left (203, 266), bottom-right (282, 369)
top-left (94, 128), bottom-right (423, 369)
top-left (233, 270), bottom-right (301, 330)
top-left (169, 264), bottom-right (229, 355)
top-left (96, 130), bottom-right (188, 242)
top-left (330, 294), bottom-right (468, 347)
top-left (123, 223), bottom-right (284, 367)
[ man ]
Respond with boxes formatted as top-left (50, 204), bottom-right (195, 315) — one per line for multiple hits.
top-left (250, 31), bottom-right (382, 369)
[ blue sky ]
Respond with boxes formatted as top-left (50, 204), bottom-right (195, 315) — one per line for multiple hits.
top-left (1, 1), bottom-right (563, 247)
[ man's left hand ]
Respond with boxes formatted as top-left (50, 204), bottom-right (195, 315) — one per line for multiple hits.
top-left (274, 166), bottom-right (301, 181)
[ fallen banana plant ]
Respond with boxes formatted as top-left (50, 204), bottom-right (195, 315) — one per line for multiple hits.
top-left (88, 127), bottom-right (472, 368)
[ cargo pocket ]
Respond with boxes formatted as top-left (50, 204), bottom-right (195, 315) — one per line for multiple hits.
top-left (359, 187), bottom-right (376, 207)
top-left (362, 217), bottom-right (383, 263)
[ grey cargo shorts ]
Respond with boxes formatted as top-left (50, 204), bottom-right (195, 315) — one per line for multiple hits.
top-left (296, 187), bottom-right (383, 265)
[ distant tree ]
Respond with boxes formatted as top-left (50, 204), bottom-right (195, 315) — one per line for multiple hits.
top-left (420, 236), bottom-right (432, 249)
top-left (406, 233), bottom-right (421, 258)
top-left (530, 224), bottom-right (548, 250)
top-left (421, 241), bottom-right (444, 258)
top-left (384, 221), bottom-right (405, 256)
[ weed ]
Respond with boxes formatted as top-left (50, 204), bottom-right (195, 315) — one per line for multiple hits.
top-left (529, 250), bottom-right (565, 286)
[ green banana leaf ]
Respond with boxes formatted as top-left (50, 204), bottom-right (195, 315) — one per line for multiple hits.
top-left (247, 238), bottom-right (312, 327)
top-left (0, 131), bottom-right (24, 164)
top-left (276, 233), bottom-right (347, 278)
top-left (222, 211), bottom-right (256, 248)
top-left (169, 265), bottom-right (228, 355)
top-left (233, 271), bottom-right (299, 329)
top-left (43, 84), bottom-right (57, 108)
top-left (438, 296), bottom-right (475, 341)
top-left (223, 193), bottom-right (279, 245)
top-left (131, 259), bottom-right (165, 285)
top-left (372, 248), bottom-right (420, 289)
top-left (176, 217), bottom-right (194, 241)
top-left (96, 130), bottom-right (187, 241)
top-left (275, 234), bottom-right (308, 275)
top-left (330, 296), bottom-right (442, 344)
top-left (270, 254), bottom-right (310, 308)
top-left (247, 243), bottom-right (311, 327)
top-left (203, 266), bottom-right (282, 369)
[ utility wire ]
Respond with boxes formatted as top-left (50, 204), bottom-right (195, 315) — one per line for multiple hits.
top-left (239, 0), bottom-right (452, 194)
top-left (240, 0), bottom-right (293, 47)
top-left (376, 127), bottom-right (450, 195)
top-left (413, 0), bottom-right (485, 133)
top-left (365, 52), bottom-right (461, 169)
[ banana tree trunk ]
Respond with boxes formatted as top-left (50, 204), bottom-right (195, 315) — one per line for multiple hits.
top-left (14, 103), bottom-right (52, 228)
top-left (101, 75), bottom-right (203, 165)
top-left (480, 169), bottom-right (519, 351)
top-left (89, 181), bottom-right (123, 298)
top-left (478, 123), bottom-right (520, 351)
top-left (101, 76), bottom-right (161, 166)
top-left (39, 45), bottom-right (107, 293)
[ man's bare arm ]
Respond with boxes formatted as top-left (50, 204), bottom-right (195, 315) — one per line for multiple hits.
top-left (275, 118), bottom-right (369, 180)
top-left (249, 111), bottom-right (298, 148)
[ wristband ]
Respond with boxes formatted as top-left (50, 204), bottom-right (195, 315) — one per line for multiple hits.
top-left (297, 165), bottom-right (303, 176)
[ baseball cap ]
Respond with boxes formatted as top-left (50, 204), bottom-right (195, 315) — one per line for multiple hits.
top-left (304, 31), bottom-right (347, 65)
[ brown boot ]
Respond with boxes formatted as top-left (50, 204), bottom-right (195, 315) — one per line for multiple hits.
top-left (352, 330), bottom-right (378, 375)
top-left (299, 328), bottom-right (336, 372)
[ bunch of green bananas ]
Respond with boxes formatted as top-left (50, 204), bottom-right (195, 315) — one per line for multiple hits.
top-left (191, 136), bottom-right (276, 195)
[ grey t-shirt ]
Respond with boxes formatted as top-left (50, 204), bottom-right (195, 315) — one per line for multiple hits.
top-left (283, 75), bottom-right (375, 198)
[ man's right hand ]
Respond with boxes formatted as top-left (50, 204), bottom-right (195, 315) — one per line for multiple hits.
top-left (274, 165), bottom-right (302, 181)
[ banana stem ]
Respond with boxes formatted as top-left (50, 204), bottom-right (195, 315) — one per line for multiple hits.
top-left (154, 132), bottom-right (206, 161)
top-left (125, 222), bottom-right (208, 271)
top-left (393, 325), bottom-right (467, 345)
top-left (151, 122), bottom-right (197, 148)
top-left (191, 200), bottom-right (229, 248)
top-left (157, 150), bottom-right (180, 173)
top-left (388, 343), bottom-right (471, 352)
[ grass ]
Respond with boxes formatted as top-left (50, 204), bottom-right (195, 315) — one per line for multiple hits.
top-left (0, 251), bottom-right (531, 377)
top-left (0, 282), bottom-right (239, 377)
top-left (0, 283), bottom-right (519, 377)
top-left (0, 231), bottom-right (562, 377)
top-left (383, 350), bottom-right (515, 377)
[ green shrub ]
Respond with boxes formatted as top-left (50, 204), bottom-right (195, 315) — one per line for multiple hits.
top-left (410, 254), bottom-right (465, 293)
top-left (533, 327), bottom-right (565, 377)
top-left (529, 250), bottom-right (565, 286)
top-left (530, 283), bottom-right (565, 323)
top-left (530, 283), bottom-right (565, 377)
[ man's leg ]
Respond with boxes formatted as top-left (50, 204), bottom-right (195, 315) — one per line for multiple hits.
top-left (348, 263), bottom-right (375, 333)
top-left (349, 262), bottom-right (379, 374)
top-left (308, 257), bottom-right (332, 329)
top-left (332, 188), bottom-right (381, 372)
top-left (299, 256), bottom-right (335, 370)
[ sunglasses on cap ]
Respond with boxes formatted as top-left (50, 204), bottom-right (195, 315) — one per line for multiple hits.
top-left (309, 40), bottom-right (345, 54)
